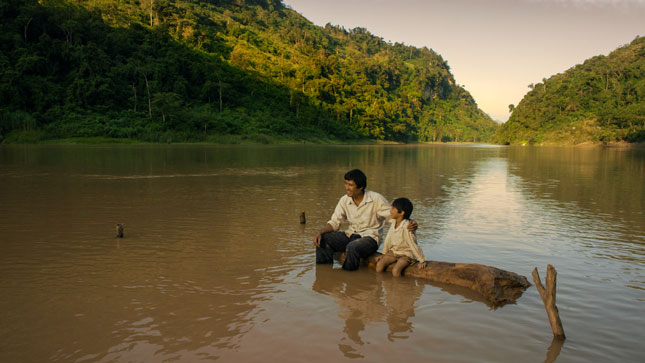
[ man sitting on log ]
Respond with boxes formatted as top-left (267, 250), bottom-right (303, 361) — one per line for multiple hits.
top-left (313, 169), bottom-right (417, 271)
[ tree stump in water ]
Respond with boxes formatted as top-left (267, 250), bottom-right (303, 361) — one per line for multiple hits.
top-left (337, 252), bottom-right (531, 307)
top-left (116, 224), bottom-right (124, 238)
top-left (532, 265), bottom-right (565, 339)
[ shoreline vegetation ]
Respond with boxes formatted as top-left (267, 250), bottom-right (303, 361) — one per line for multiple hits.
top-left (493, 37), bottom-right (644, 145)
top-left (0, 0), bottom-right (497, 147)
top-left (1, 133), bottom-right (642, 148)
top-left (1, 1), bottom-right (642, 147)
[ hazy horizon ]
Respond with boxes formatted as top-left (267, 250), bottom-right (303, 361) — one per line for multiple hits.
top-left (283, 0), bottom-right (645, 122)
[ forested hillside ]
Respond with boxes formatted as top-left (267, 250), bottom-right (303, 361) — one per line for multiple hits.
top-left (493, 36), bottom-right (645, 145)
top-left (0, 0), bottom-right (497, 143)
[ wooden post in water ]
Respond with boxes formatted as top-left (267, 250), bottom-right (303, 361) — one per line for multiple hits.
top-left (532, 265), bottom-right (565, 339)
top-left (299, 212), bottom-right (306, 224)
top-left (116, 224), bottom-right (124, 238)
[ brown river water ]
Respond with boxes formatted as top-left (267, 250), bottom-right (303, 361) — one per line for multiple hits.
top-left (0, 144), bottom-right (643, 362)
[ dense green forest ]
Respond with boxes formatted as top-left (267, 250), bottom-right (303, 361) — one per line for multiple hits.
top-left (0, 0), bottom-right (498, 144)
top-left (493, 36), bottom-right (645, 145)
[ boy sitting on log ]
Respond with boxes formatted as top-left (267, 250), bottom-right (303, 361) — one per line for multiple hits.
top-left (313, 169), bottom-right (417, 271)
top-left (375, 198), bottom-right (427, 277)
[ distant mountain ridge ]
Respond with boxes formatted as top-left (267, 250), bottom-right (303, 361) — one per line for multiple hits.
top-left (493, 36), bottom-right (645, 145)
top-left (0, 0), bottom-right (497, 143)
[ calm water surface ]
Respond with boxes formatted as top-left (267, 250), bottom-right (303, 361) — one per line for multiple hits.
top-left (0, 144), bottom-right (643, 362)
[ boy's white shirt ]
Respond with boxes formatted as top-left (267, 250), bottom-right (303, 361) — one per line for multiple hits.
top-left (381, 219), bottom-right (426, 263)
top-left (327, 190), bottom-right (391, 244)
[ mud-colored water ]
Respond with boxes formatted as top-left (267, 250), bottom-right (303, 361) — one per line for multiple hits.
top-left (0, 144), bottom-right (643, 362)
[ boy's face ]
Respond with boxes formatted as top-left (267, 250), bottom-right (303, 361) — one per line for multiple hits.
top-left (390, 206), bottom-right (404, 220)
top-left (344, 179), bottom-right (363, 198)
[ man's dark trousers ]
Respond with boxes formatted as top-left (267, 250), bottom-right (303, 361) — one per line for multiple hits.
top-left (316, 231), bottom-right (378, 270)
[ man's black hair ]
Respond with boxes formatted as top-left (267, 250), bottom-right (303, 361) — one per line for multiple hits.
top-left (392, 197), bottom-right (413, 220)
top-left (344, 169), bottom-right (367, 191)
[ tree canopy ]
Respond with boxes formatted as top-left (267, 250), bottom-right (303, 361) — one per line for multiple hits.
top-left (1, 0), bottom-right (497, 143)
top-left (493, 36), bottom-right (645, 145)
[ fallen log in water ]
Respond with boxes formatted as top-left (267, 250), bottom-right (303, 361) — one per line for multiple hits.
top-left (337, 252), bottom-right (531, 307)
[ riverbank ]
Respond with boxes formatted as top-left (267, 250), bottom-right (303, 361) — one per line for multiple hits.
top-left (3, 134), bottom-right (643, 148)
top-left (522, 140), bottom-right (645, 148)
top-left (0, 134), bottom-right (375, 146)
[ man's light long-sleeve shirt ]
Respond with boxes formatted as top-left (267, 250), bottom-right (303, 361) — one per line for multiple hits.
top-left (327, 190), bottom-right (390, 244)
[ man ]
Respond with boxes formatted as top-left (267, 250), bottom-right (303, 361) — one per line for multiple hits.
top-left (313, 169), bottom-right (417, 271)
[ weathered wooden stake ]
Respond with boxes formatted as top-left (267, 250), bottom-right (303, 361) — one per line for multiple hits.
top-left (116, 223), bottom-right (124, 238)
top-left (299, 212), bottom-right (306, 224)
top-left (532, 265), bottom-right (565, 339)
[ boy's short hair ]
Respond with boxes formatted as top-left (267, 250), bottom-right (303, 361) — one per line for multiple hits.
top-left (392, 197), bottom-right (413, 220)
top-left (344, 169), bottom-right (367, 191)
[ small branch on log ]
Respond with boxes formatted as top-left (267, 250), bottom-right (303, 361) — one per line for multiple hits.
top-left (336, 252), bottom-right (531, 307)
top-left (532, 265), bottom-right (565, 339)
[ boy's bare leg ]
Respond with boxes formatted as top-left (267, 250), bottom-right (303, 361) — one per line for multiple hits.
top-left (376, 255), bottom-right (397, 273)
top-left (391, 257), bottom-right (411, 277)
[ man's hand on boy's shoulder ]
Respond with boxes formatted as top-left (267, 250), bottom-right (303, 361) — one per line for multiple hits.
top-left (407, 220), bottom-right (418, 232)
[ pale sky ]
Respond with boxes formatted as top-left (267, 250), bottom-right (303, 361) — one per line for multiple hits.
top-left (282, 0), bottom-right (645, 122)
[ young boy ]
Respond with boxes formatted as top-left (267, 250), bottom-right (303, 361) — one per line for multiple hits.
top-left (375, 198), bottom-right (427, 277)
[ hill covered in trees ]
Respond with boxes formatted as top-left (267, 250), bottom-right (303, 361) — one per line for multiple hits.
top-left (493, 36), bottom-right (645, 145)
top-left (0, 0), bottom-right (498, 143)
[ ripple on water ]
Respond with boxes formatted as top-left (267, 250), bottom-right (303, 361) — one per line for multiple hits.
top-left (1, 145), bottom-right (644, 363)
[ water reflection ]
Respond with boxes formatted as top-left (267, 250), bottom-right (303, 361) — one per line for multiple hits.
top-left (545, 337), bottom-right (565, 363)
top-left (505, 147), bottom-right (645, 285)
top-left (41, 273), bottom-right (275, 362)
top-left (506, 147), bottom-right (644, 248)
top-left (379, 274), bottom-right (425, 341)
top-left (312, 266), bottom-right (424, 358)
top-left (1, 144), bottom-right (644, 362)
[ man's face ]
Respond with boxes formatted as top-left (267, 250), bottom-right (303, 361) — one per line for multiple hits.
top-left (344, 179), bottom-right (362, 198)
